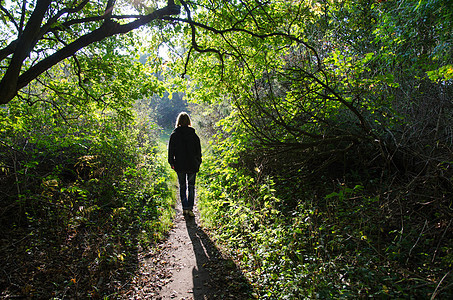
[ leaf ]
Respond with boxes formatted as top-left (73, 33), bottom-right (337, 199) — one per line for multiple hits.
top-left (427, 65), bottom-right (453, 81)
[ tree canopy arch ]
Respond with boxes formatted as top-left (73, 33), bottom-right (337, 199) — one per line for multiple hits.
top-left (0, 0), bottom-right (181, 105)
top-left (0, 0), bottom-right (332, 107)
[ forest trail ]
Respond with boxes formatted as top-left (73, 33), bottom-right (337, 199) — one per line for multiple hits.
top-left (127, 199), bottom-right (253, 300)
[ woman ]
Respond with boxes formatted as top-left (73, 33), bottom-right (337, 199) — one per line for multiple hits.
top-left (168, 112), bottom-right (202, 217)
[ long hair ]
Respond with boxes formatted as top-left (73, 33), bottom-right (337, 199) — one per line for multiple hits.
top-left (175, 112), bottom-right (191, 127)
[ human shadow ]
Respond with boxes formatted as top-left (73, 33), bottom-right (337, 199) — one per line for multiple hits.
top-left (185, 216), bottom-right (254, 300)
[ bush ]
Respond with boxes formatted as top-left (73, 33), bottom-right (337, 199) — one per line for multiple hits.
top-left (197, 112), bottom-right (453, 299)
top-left (0, 98), bottom-right (175, 298)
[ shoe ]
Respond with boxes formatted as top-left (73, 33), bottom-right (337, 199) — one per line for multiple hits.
top-left (188, 210), bottom-right (195, 217)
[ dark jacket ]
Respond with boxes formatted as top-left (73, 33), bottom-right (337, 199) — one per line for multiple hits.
top-left (168, 126), bottom-right (202, 173)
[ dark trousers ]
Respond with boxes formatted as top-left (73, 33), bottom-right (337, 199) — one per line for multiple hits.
top-left (177, 173), bottom-right (196, 210)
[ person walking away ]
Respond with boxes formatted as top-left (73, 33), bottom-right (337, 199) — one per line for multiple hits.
top-left (168, 112), bottom-right (202, 217)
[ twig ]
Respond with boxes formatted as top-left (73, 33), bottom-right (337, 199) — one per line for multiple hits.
top-left (430, 271), bottom-right (450, 300)
top-left (0, 140), bottom-right (26, 156)
top-left (432, 219), bottom-right (451, 263)
top-left (12, 152), bottom-right (21, 196)
top-left (406, 219), bottom-right (427, 264)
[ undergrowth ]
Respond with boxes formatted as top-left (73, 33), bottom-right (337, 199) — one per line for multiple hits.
top-left (198, 121), bottom-right (452, 299)
top-left (0, 99), bottom-right (175, 298)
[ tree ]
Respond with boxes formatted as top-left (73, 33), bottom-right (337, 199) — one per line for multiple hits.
top-left (189, 1), bottom-right (452, 298)
top-left (0, 0), bottom-right (328, 108)
top-left (0, 0), bottom-right (181, 105)
top-left (175, 0), bottom-right (452, 176)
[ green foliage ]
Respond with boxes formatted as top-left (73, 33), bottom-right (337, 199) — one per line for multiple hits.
top-left (198, 116), bottom-right (452, 298)
top-left (175, 0), bottom-right (452, 177)
top-left (1, 0), bottom-right (452, 298)
top-left (185, 4), bottom-right (452, 297)
top-left (146, 88), bottom-right (188, 129)
top-left (0, 87), bottom-right (174, 298)
top-left (427, 65), bottom-right (453, 82)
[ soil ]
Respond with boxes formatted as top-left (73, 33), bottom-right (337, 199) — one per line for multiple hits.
top-left (125, 201), bottom-right (254, 300)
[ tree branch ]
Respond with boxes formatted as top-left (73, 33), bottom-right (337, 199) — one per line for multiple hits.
top-left (0, 1), bottom-right (180, 105)
top-left (0, 2), bottom-right (19, 32)
top-left (178, 0), bottom-right (225, 79)
top-left (163, 16), bottom-right (323, 68)
top-left (0, 0), bottom-right (51, 105)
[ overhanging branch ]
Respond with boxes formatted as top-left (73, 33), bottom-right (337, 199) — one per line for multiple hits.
top-left (0, 1), bottom-right (181, 105)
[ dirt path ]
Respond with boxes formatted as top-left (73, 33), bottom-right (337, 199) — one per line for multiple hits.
top-left (126, 201), bottom-right (253, 300)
